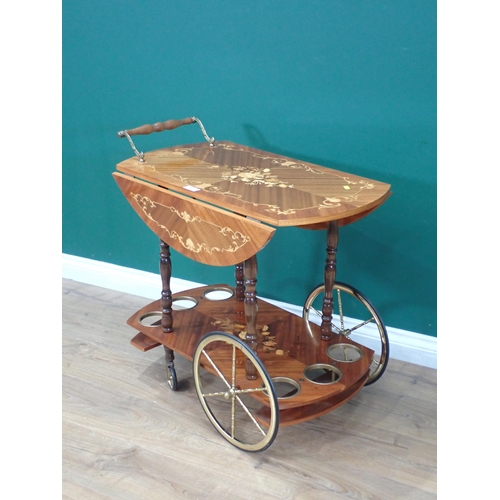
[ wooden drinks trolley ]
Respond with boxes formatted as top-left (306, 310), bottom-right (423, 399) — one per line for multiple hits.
top-left (114, 117), bottom-right (392, 451)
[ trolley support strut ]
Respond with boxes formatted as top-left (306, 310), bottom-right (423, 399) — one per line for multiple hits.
top-left (321, 221), bottom-right (338, 340)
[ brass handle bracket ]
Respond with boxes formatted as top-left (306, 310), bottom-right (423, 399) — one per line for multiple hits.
top-left (117, 129), bottom-right (145, 161)
top-left (191, 116), bottom-right (215, 145)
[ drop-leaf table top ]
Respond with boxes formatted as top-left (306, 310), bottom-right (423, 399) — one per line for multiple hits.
top-left (115, 140), bottom-right (391, 229)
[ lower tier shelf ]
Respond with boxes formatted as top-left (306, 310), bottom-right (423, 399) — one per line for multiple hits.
top-left (127, 284), bottom-right (373, 425)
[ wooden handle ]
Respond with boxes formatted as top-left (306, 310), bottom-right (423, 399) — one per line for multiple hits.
top-left (117, 117), bottom-right (195, 137)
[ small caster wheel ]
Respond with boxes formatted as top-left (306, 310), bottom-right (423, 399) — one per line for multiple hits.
top-left (167, 365), bottom-right (178, 391)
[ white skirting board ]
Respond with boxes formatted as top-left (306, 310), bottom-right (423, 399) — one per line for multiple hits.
top-left (62, 254), bottom-right (437, 369)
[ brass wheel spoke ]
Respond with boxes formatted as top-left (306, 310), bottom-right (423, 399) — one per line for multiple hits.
top-left (234, 387), bottom-right (267, 395)
top-left (337, 289), bottom-right (345, 331)
top-left (348, 317), bottom-right (375, 333)
top-left (343, 346), bottom-right (349, 361)
top-left (203, 391), bottom-right (230, 398)
top-left (310, 305), bottom-right (322, 319)
top-left (234, 395), bottom-right (266, 437)
top-left (201, 349), bottom-right (232, 390)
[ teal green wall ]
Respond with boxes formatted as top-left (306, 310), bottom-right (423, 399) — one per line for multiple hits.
top-left (63, 1), bottom-right (436, 337)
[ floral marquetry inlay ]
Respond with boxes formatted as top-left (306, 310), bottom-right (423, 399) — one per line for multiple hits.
top-left (220, 166), bottom-right (294, 189)
top-left (131, 193), bottom-right (251, 256)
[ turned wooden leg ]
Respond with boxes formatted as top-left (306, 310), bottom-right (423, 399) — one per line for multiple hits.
top-left (235, 262), bottom-right (245, 301)
top-left (244, 255), bottom-right (258, 380)
top-left (160, 239), bottom-right (173, 333)
top-left (235, 262), bottom-right (246, 334)
top-left (164, 345), bottom-right (175, 366)
top-left (321, 221), bottom-right (339, 340)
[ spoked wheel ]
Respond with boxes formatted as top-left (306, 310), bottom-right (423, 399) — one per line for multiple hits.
top-left (166, 365), bottom-right (177, 391)
top-left (303, 282), bottom-right (389, 385)
top-left (193, 331), bottom-right (279, 452)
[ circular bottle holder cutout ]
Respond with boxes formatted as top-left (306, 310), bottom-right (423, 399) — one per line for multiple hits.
top-left (303, 363), bottom-right (342, 385)
top-left (138, 311), bottom-right (162, 327)
top-left (263, 377), bottom-right (301, 399)
top-left (326, 343), bottom-right (364, 363)
top-left (203, 287), bottom-right (234, 301)
top-left (172, 296), bottom-right (198, 310)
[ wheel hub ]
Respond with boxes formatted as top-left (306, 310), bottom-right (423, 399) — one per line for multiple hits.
top-left (224, 387), bottom-right (236, 400)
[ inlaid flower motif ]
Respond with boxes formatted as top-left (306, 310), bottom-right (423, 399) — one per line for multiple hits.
top-left (220, 166), bottom-right (294, 188)
top-left (324, 197), bottom-right (341, 204)
top-left (185, 238), bottom-right (196, 251)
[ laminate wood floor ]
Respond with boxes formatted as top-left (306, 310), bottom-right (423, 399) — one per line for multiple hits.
top-left (62, 279), bottom-right (437, 499)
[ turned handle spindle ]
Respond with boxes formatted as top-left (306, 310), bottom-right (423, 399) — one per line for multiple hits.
top-left (117, 117), bottom-right (195, 137)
